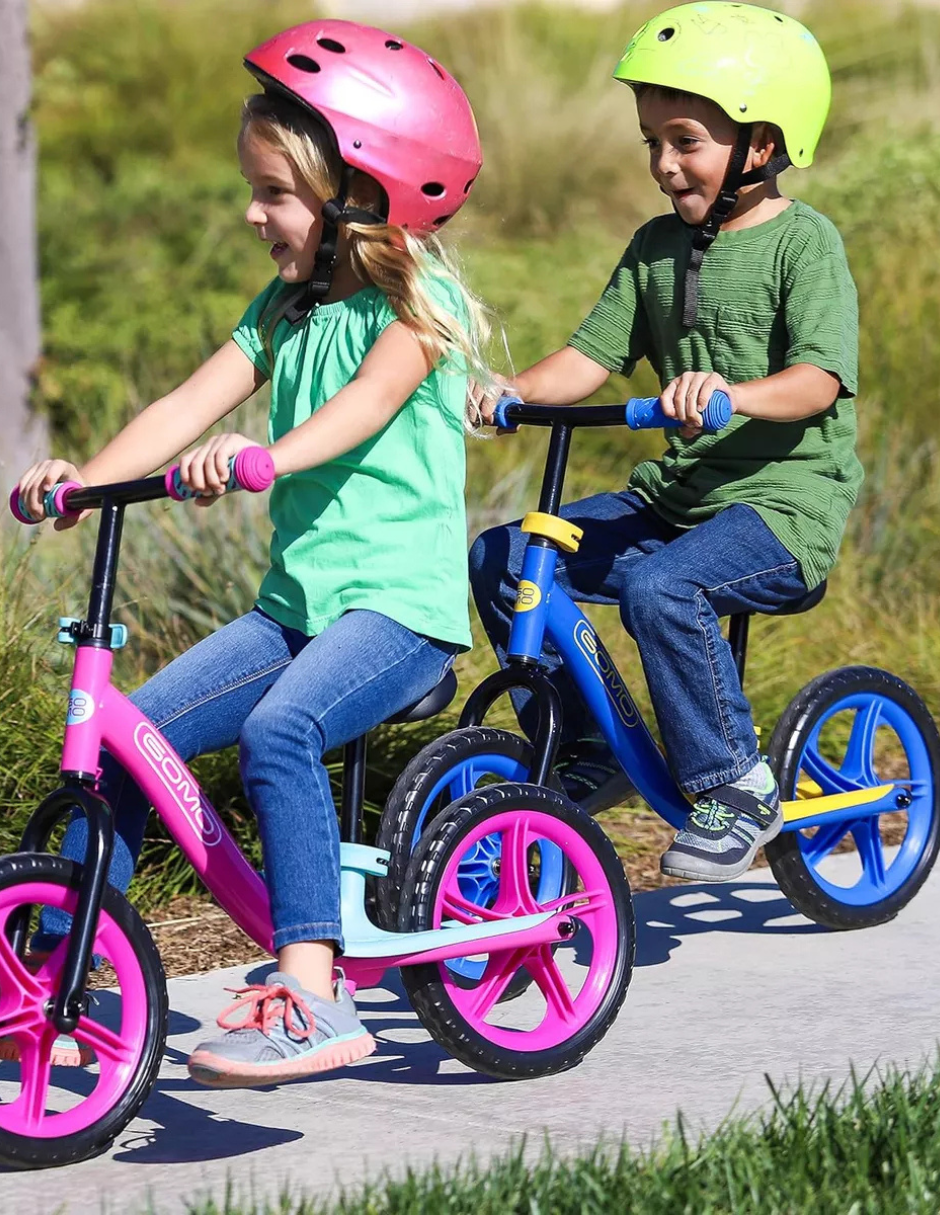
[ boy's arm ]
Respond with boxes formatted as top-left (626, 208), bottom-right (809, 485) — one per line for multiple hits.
top-left (661, 363), bottom-right (841, 429)
top-left (80, 340), bottom-right (266, 483)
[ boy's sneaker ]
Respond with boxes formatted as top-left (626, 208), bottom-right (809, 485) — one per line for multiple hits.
top-left (660, 762), bottom-right (782, 882)
top-left (187, 971), bottom-right (376, 1089)
top-left (0, 953), bottom-right (93, 1068)
top-left (554, 737), bottom-right (635, 815)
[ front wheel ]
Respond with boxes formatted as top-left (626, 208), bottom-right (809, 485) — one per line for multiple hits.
top-left (0, 853), bottom-right (167, 1168)
top-left (765, 666), bottom-right (940, 930)
top-left (398, 783), bottom-right (634, 1080)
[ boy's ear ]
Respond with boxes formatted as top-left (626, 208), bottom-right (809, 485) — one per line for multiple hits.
top-left (750, 121), bottom-right (781, 169)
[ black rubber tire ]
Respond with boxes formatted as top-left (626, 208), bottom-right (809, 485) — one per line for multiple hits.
top-left (375, 726), bottom-right (561, 930)
top-left (0, 853), bottom-right (168, 1169)
top-left (765, 666), bottom-right (940, 930)
top-left (398, 782), bottom-right (634, 1080)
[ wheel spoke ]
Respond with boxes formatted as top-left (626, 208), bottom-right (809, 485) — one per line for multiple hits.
top-left (0, 925), bottom-right (42, 1006)
top-left (801, 746), bottom-right (859, 796)
top-left (528, 947), bottom-right (577, 1024)
top-left (18, 1033), bottom-right (54, 1133)
top-left (493, 819), bottom-right (536, 915)
top-left (465, 949), bottom-right (528, 1021)
top-left (851, 818), bottom-right (887, 890)
top-left (539, 888), bottom-right (609, 918)
top-left (74, 1015), bottom-right (136, 1067)
top-left (801, 818), bottom-right (851, 867)
top-left (441, 889), bottom-right (502, 924)
top-left (842, 702), bottom-right (881, 785)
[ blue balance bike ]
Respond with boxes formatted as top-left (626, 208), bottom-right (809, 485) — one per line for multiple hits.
top-left (375, 395), bottom-right (940, 966)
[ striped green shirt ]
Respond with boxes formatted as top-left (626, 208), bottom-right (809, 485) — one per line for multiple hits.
top-left (569, 200), bottom-right (863, 589)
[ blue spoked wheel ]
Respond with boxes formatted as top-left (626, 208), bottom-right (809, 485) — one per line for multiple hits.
top-left (765, 666), bottom-right (940, 929)
top-left (374, 727), bottom-right (572, 991)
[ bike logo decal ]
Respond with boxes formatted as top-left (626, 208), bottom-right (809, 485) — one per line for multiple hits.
top-left (66, 689), bottom-right (96, 726)
top-left (573, 621), bottom-right (639, 728)
top-left (514, 580), bottom-right (542, 612)
top-left (133, 723), bottom-right (222, 847)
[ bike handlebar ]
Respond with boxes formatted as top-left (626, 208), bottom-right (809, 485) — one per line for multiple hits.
top-left (9, 446), bottom-right (276, 525)
top-left (493, 389), bottom-right (733, 433)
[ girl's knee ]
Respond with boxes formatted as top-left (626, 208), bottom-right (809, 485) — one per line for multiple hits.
top-left (469, 524), bottom-right (521, 599)
top-left (239, 698), bottom-right (323, 764)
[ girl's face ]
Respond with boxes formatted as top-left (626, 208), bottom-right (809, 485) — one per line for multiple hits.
top-left (240, 132), bottom-right (324, 282)
top-left (636, 90), bottom-right (742, 227)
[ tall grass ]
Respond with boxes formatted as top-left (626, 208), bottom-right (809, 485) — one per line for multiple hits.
top-left (5, 0), bottom-right (940, 905)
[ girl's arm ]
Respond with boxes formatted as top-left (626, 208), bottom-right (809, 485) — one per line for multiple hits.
top-left (268, 321), bottom-right (433, 476)
top-left (18, 341), bottom-right (264, 521)
top-left (512, 347), bottom-right (611, 405)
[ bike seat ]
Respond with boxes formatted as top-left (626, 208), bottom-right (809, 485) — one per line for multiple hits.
top-left (757, 579), bottom-right (827, 617)
top-left (386, 668), bottom-right (458, 725)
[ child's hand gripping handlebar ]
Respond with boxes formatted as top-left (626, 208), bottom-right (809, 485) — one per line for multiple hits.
top-left (493, 389), bottom-right (733, 433)
top-left (9, 446), bottom-right (276, 524)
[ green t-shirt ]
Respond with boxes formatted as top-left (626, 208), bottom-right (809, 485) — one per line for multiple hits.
top-left (233, 277), bottom-right (471, 648)
top-left (568, 200), bottom-right (863, 589)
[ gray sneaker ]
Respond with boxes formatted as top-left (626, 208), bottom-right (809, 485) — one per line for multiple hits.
top-left (187, 971), bottom-right (376, 1089)
top-left (660, 772), bottom-right (782, 882)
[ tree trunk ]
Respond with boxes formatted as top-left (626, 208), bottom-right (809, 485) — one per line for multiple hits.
top-left (0, 0), bottom-right (45, 508)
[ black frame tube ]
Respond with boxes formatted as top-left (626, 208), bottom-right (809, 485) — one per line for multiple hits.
top-left (341, 736), bottom-right (367, 845)
top-left (16, 783), bottom-right (114, 1034)
top-left (502, 402), bottom-right (628, 428)
top-left (538, 425), bottom-right (572, 517)
top-left (85, 500), bottom-right (124, 645)
top-left (459, 666), bottom-right (563, 786)
top-left (729, 612), bottom-right (750, 684)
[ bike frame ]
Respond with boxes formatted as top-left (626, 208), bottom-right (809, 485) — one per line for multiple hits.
top-left (17, 476), bottom-right (575, 1031)
top-left (459, 404), bottom-right (898, 833)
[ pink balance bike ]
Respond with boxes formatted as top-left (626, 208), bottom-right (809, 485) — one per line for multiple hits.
top-left (2, 451), bottom-right (633, 1169)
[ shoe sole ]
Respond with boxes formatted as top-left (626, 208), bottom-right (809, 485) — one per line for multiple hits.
top-left (187, 1030), bottom-right (377, 1089)
top-left (660, 813), bottom-right (784, 883)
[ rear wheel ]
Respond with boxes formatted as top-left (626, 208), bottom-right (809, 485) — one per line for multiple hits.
top-left (399, 783), bottom-right (634, 1079)
top-left (766, 666), bottom-right (940, 929)
top-left (0, 853), bottom-right (167, 1168)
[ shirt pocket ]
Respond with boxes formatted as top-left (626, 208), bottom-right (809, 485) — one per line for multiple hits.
top-left (713, 304), bottom-right (780, 381)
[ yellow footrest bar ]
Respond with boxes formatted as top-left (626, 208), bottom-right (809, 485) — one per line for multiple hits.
top-left (521, 512), bottom-right (584, 554)
top-left (782, 783), bottom-right (894, 823)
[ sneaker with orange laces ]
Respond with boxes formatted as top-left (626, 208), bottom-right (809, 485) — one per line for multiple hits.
top-left (187, 971), bottom-right (376, 1089)
top-left (0, 952), bottom-right (93, 1068)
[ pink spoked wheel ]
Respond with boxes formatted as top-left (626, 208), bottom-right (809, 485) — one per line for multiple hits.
top-left (0, 854), bottom-right (167, 1169)
top-left (398, 783), bottom-right (634, 1079)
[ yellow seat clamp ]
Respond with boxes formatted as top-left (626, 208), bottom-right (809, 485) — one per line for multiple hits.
top-left (521, 512), bottom-right (583, 554)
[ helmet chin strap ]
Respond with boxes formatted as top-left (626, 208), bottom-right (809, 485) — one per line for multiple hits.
top-left (681, 124), bottom-right (791, 328)
top-left (285, 166), bottom-right (387, 325)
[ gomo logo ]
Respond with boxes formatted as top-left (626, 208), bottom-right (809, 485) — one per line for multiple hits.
top-left (133, 723), bottom-right (222, 847)
top-left (573, 621), bottom-right (639, 729)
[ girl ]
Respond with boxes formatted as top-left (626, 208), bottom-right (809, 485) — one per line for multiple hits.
top-left (14, 19), bottom-right (485, 1087)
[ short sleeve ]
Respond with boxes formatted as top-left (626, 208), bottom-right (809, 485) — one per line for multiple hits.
top-left (784, 239), bottom-right (859, 398)
top-left (567, 240), bottom-right (650, 377)
top-left (232, 279), bottom-right (285, 379)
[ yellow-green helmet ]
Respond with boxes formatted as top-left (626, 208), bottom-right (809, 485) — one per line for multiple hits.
top-left (613, 2), bottom-right (831, 168)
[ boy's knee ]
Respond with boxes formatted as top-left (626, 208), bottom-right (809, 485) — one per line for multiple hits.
top-left (619, 561), bottom-right (687, 634)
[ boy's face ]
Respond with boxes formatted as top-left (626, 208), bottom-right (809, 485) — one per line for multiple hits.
top-left (636, 90), bottom-right (741, 227)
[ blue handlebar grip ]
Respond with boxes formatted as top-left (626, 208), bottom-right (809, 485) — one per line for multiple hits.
top-left (494, 394), bottom-right (523, 431)
top-left (625, 389), bottom-right (732, 433)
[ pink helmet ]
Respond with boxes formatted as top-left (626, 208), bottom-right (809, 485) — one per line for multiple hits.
top-left (244, 20), bottom-right (482, 233)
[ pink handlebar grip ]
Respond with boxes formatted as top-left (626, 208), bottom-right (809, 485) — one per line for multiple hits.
top-left (9, 486), bottom-right (38, 525)
top-left (52, 481), bottom-right (83, 518)
top-left (232, 446), bottom-right (276, 493)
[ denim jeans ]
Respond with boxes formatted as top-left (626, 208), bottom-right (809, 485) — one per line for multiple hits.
top-left (469, 492), bottom-right (808, 795)
top-left (39, 608), bottom-right (456, 952)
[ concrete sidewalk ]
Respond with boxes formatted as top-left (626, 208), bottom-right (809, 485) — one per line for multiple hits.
top-left (4, 859), bottom-right (939, 1213)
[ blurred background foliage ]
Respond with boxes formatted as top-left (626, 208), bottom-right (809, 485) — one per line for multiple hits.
top-left (3, 0), bottom-right (940, 907)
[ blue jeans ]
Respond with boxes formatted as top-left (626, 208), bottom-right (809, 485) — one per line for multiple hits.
top-left (469, 492), bottom-right (808, 795)
top-left (40, 608), bottom-right (456, 952)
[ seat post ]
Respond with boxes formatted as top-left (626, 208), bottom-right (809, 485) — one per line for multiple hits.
top-left (340, 735), bottom-right (367, 844)
top-left (728, 613), bottom-right (750, 684)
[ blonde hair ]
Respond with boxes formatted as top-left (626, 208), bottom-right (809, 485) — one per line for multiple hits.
top-left (240, 93), bottom-right (493, 429)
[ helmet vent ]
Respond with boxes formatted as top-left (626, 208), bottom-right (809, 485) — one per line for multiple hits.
top-left (385, 39), bottom-right (404, 51)
top-left (774, 13), bottom-right (784, 19)
top-left (657, 27), bottom-right (675, 41)
top-left (434, 214), bottom-right (455, 227)
top-left (464, 178), bottom-right (475, 193)
top-left (428, 59), bottom-right (446, 80)
top-left (317, 37), bottom-right (346, 53)
top-left (422, 182), bottom-right (446, 197)
top-left (287, 54), bottom-right (321, 73)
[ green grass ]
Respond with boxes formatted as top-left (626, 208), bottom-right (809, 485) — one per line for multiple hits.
top-left (164, 1063), bottom-right (940, 1214)
top-left (6, 0), bottom-right (940, 906)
